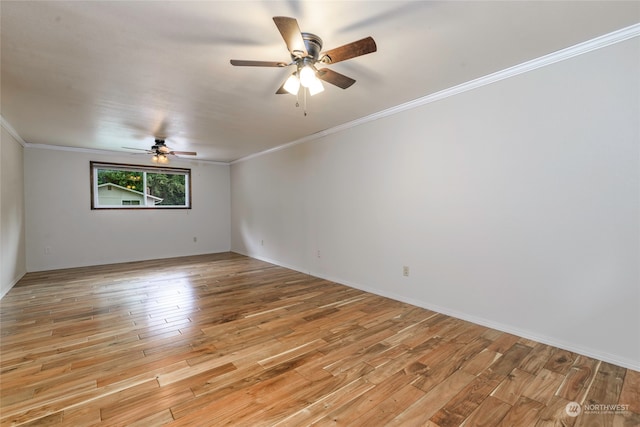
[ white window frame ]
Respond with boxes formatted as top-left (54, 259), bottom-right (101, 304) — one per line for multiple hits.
top-left (91, 162), bottom-right (191, 209)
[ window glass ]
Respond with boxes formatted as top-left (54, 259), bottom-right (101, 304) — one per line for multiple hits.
top-left (91, 162), bottom-right (191, 209)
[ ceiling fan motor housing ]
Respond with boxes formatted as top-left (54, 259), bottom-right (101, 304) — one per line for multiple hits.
top-left (153, 139), bottom-right (170, 153)
top-left (297, 33), bottom-right (323, 62)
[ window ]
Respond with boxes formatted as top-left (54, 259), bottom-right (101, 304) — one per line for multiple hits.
top-left (91, 162), bottom-right (191, 209)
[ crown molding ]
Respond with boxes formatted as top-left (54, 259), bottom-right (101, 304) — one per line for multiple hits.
top-left (26, 142), bottom-right (129, 156)
top-left (27, 142), bottom-right (155, 162)
top-left (1, 116), bottom-right (28, 147)
top-left (0, 123), bottom-right (228, 165)
top-left (231, 23), bottom-right (640, 165)
top-left (24, 143), bottom-right (229, 166)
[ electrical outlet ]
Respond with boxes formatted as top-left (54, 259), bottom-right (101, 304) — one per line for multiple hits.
top-left (403, 266), bottom-right (410, 277)
top-left (317, 250), bottom-right (321, 258)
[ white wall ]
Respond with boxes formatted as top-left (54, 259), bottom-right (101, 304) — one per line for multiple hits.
top-left (1, 126), bottom-right (27, 297)
top-left (231, 38), bottom-right (640, 370)
top-left (25, 148), bottom-right (230, 271)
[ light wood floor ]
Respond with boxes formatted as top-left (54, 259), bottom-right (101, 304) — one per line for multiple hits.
top-left (1, 253), bottom-right (638, 427)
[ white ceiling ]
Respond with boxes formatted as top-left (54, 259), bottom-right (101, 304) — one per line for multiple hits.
top-left (2, 1), bottom-right (638, 163)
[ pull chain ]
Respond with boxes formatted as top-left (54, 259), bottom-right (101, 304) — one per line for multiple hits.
top-left (292, 85), bottom-right (309, 116)
top-left (303, 87), bottom-right (308, 116)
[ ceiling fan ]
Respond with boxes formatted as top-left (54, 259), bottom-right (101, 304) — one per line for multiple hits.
top-left (230, 16), bottom-right (376, 112)
top-left (124, 139), bottom-right (197, 164)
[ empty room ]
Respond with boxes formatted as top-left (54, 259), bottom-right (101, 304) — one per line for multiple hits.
top-left (1, 1), bottom-right (639, 426)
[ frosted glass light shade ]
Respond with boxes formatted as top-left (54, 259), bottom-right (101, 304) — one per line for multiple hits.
top-left (299, 66), bottom-right (316, 88)
top-left (283, 73), bottom-right (300, 95)
top-left (152, 154), bottom-right (169, 164)
top-left (308, 78), bottom-right (324, 96)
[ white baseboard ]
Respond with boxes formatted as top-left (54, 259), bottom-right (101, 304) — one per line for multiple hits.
top-left (0, 271), bottom-right (26, 300)
top-left (235, 250), bottom-right (639, 372)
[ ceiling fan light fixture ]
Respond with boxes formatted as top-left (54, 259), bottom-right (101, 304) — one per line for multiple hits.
top-left (283, 73), bottom-right (300, 95)
top-left (299, 65), bottom-right (316, 88)
top-left (308, 78), bottom-right (324, 96)
top-left (152, 153), bottom-right (169, 164)
top-left (231, 17), bottom-right (376, 111)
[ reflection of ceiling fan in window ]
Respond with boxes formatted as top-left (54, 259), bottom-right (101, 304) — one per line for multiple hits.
top-left (230, 16), bottom-right (376, 114)
top-left (124, 139), bottom-right (197, 164)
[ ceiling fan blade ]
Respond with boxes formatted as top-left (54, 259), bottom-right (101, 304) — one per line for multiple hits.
top-left (275, 83), bottom-right (288, 94)
top-left (320, 36), bottom-right (377, 64)
top-left (154, 119), bottom-right (170, 139)
top-left (273, 16), bottom-right (308, 58)
top-left (316, 68), bottom-right (356, 89)
top-left (230, 59), bottom-right (288, 67)
top-left (123, 146), bottom-right (152, 153)
top-left (170, 151), bottom-right (197, 156)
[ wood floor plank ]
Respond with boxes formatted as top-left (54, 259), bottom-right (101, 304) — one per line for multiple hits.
top-left (388, 369), bottom-right (477, 426)
top-left (311, 370), bottom-right (415, 426)
top-left (575, 361), bottom-right (628, 427)
top-left (460, 348), bottom-right (501, 376)
top-left (486, 332), bottom-right (521, 354)
top-left (460, 395), bottom-right (511, 427)
top-left (491, 367), bottom-right (535, 405)
top-left (127, 409), bottom-right (175, 427)
top-left (428, 371), bottom-right (504, 427)
top-left (555, 356), bottom-right (600, 402)
top-left (544, 348), bottom-right (577, 375)
top-left (497, 396), bottom-right (545, 427)
top-left (583, 361), bottom-right (626, 405)
top-left (1, 252), bottom-right (637, 426)
top-left (519, 342), bottom-right (556, 375)
top-left (488, 342), bottom-right (534, 376)
top-left (619, 368), bottom-right (640, 413)
top-left (59, 405), bottom-right (102, 426)
top-left (522, 368), bottom-right (566, 406)
top-left (224, 370), bottom-right (326, 426)
top-left (351, 382), bottom-right (425, 426)
top-left (412, 337), bottom-right (492, 395)
top-left (534, 395), bottom-right (578, 427)
top-left (273, 377), bottom-right (376, 426)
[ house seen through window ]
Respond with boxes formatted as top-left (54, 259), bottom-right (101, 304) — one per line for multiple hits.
top-left (91, 162), bottom-right (191, 209)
